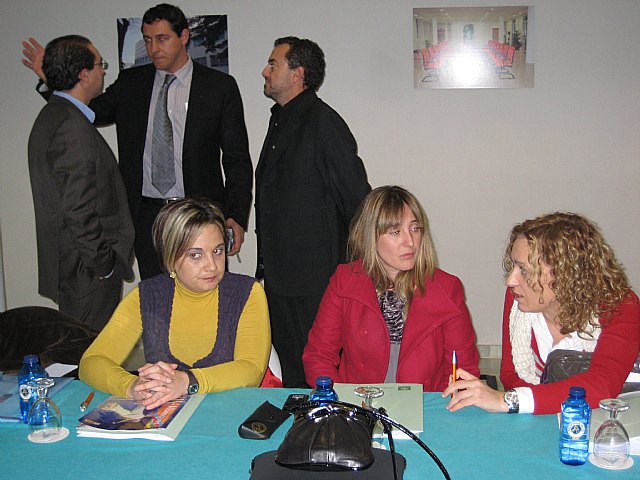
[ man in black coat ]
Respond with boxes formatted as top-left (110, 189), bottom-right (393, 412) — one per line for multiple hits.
top-left (22, 4), bottom-right (252, 279)
top-left (256, 37), bottom-right (370, 387)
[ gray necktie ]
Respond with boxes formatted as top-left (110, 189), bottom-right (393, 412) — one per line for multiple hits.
top-left (151, 74), bottom-right (177, 195)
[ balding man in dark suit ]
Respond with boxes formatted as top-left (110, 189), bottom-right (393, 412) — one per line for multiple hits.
top-left (28, 35), bottom-right (134, 331)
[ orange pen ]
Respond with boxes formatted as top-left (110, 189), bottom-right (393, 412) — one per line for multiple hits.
top-left (451, 350), bottom-right (458, 397)
top-left (80, 391), bottom-right (95, 412)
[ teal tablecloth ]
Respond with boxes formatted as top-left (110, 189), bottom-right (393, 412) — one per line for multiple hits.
top-left (0, 381), bottom-right (637, 479)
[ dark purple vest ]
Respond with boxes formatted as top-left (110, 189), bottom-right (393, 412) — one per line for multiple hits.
top-left (139, 273), bottom-right (254, 371)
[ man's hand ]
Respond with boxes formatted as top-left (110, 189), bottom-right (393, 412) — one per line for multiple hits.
top-left (225, 218), bottom-right (245, 256)
top-left (21, 37), bottom-right (46, 82)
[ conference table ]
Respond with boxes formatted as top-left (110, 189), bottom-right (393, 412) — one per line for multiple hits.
top-left (1, 380), bottom-right (637, 479)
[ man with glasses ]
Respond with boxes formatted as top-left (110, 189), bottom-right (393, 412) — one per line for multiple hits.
top-left (27, 35), bottom-right (135, 331)
top-left (22, 3), bottom-right (252, 279)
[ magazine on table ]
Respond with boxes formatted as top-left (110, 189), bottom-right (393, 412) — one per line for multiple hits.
top-left (77, 394), bottom-right (204, 441)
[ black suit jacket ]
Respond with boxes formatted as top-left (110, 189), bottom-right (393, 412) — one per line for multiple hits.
top-left (28, 95), bottom-right (135, 301)
top-left (256, 90), bottom-right (370, 295)
top-left (88, 62), bottom-right (252, 228)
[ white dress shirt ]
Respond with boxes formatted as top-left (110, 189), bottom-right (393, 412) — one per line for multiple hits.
top-left (142, 58), bottom-right (193, 198)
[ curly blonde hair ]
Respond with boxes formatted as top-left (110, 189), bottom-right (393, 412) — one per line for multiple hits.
top-left (503, 212), bottom-right (630, 335)
top-left (348, 186), bottom-right (437, 304)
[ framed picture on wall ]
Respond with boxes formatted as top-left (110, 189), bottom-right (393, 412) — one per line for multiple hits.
top-left (117, 15), bottom-right (229, 73)
top-left (413, 6), bottom-right (533, 89)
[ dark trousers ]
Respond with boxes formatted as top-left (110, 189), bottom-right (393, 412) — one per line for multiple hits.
top-left (58, 272), bottom-right (122, 333)
top-left (135, 200), bottom-right (165, 280)
top-left (265, 288), bottom-right (324, 388)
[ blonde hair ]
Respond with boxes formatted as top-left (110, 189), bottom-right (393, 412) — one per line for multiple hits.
top-left (152, 198), bottom-right (227, 273)
top-left (503, 212), bottom-right (630, 334)
top-left (348, 186), bottom-right (437, 304)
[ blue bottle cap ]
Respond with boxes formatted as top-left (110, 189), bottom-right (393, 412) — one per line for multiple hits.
top-left (316, 376), bottom-right (332, 387)
top-left (23, 354), bottom-right (39, 364)
top-left (569, 386), bottom-right (586, 397)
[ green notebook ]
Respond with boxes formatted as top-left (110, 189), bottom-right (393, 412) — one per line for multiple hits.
top-left (333, 383), bottom-right (423, 439)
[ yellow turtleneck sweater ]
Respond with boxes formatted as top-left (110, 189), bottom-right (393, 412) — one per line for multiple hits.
top-left (79, 278), bottom-right (270, 397)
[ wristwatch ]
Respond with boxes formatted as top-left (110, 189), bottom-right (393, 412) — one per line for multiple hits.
top-left (504, 389), bottom-right (519, 414)
top-left (186, 370), bottom-right (199, 395)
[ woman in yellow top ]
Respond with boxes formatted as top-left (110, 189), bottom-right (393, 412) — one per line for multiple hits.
top-left (79, 198), bottom-right (270, 409)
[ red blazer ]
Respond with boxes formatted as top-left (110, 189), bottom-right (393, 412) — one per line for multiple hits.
top-left (500, 288), bottom-right (640, 414)
top-left (303, 261), bottom-right (479, 391)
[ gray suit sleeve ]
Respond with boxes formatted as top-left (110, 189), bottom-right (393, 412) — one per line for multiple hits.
top-left (50, 113), bottom-right (116, 277)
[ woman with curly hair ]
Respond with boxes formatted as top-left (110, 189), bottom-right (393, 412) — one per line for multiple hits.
top-left (443, 212), bottom-right (640, 414)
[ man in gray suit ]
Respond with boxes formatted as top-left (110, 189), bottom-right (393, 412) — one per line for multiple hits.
top-left (28, 35), bottom-right (135, 332)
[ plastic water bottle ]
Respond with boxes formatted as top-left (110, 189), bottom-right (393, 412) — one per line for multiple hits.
top-left (18, 354), bottom-right (48, 423)
top-left (559, 386), bottom-right (591, 465)
top-left (310, 376), bottom-right (338, 405)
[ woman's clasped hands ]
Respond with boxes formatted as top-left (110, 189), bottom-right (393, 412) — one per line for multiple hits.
top-left (127, 361), bottom-right (189, 410)
top-left (442, 368), bottom-right (508, 413)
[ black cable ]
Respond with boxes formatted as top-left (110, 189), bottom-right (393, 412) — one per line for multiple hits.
top-left (378, 407), bottom-right (398, 480)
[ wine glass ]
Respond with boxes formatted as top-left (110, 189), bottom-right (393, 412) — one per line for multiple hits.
top-left (26, 377), bottom-right (69, 443)
top-left (354, 386), bottom-right (384, 408)
top-left (589, 398), bottom-right (634, 470)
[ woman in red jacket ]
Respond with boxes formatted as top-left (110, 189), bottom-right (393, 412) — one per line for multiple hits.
top-left (302, 186), bottom-right (479, 391)
top-left (444, 212), bottom-right (640, 414)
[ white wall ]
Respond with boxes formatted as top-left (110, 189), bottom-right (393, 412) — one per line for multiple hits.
top-left (1, 0), bottom-right (638, 345)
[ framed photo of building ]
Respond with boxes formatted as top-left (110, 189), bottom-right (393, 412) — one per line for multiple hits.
top-left (413, 6), bottom-right (534, 89)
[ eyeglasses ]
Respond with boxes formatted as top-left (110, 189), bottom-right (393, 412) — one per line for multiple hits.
top-left (94, 60), bottom-right (109, 70)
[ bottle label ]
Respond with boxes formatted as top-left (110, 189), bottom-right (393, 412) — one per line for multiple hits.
top-left (19, 384), bottom-right (32, 401)
top-left (567, 420), bottom-right (586, 439)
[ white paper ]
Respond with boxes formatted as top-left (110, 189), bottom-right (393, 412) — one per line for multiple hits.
top-left (45, 363), bottom-right (77, 377)
top-left (625, 372), bottom-right (640, 383)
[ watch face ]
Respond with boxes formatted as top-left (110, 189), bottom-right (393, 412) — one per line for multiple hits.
top-left (504, 390), bottom-right (519, 412)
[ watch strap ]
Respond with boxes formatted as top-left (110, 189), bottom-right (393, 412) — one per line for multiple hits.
top-left (186, 370), bottom-right (199, 395)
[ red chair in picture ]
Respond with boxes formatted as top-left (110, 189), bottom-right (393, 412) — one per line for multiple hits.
top-left (420, 47), bottom-right (440, 82)
top-left (495, 45), bottom-right (516, 79)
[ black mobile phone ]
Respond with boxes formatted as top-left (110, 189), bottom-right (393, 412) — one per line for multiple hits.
top-left (282, 393), bottom-right (309, 413)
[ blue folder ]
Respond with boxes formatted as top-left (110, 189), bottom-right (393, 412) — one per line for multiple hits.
top-left (0, 375), bottom-right (73, 422)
